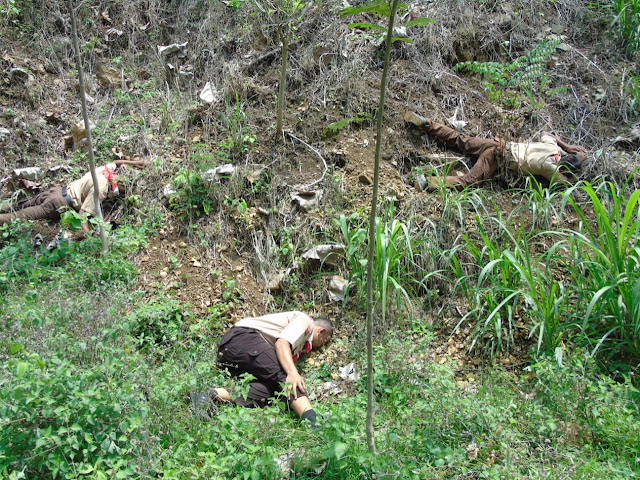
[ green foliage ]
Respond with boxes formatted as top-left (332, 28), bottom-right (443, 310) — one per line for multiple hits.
top-left (168, 169), bottom-right (215, 222)
top-left (0, 347), bottom-right (146, 479)
top-left (335, 203), bottom-right (422, 322)
top-left (593, 0), bottom-right (640, 54)
top-left (340, 1), bottom-right (434, 44)
top-left (125, 296), bottom-right (192, 354)
top-left (0, 225), bottom-right (138, 293)
top-left (220, 94), bottom-right (255, 162)
top-left (566, 181), bottom-right (640, 360)
top-left (455, 37), bottom-right (563, 108)
top-left (323, 112), bottom-right (373, 138)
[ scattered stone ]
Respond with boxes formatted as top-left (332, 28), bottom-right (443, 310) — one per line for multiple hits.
top-left (0, 128), bottom-right (10, 138)
top-left (47, 164), bottom-right (71, 175)
top-left (202, 164), bottom-right (236, 182)
top-left (199, 81), bottom-right (221, 104)
top-left (301, 244), bottom-right (345, 266)
top-left (613, 123), bottom-right (640, 144)
top-left (9, 68), bottom-right (30, 85)
top-left (96, 63), bottom-right (121, 88)
top-left (328, 275), bottom-right (348, 302)
top-left (157, 41), bottom-right (189, 57)
top-left (104, 27), bottom-right (124, 42)
top-left (13, 167), bottom-right (41, 181)
top-left (358, 173), bottom-right (372, 185)
top-left (163, 184), bottom-right (176, 197)
top-left (338, 362), bottom-right (359, 381)
top-left (71, 121), bottom-right (95, 150)
top-left (267, 271), bottom-right (286, 292)
top-left (31, 233), bottom-right (44, 249)
top-left (291, 188), bottom-right (322, 212)
top-left (178, 65), bottom-right (194, 87)
top-left (46, 231), bottom-right (69, 251)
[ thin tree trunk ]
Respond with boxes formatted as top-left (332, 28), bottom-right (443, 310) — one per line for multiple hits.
top-left (365, 0), bottom-right (400, 456)
top-left (68, 0), bottom-right (107, 252)
top-left (276, 24), bottom-right (289, 140)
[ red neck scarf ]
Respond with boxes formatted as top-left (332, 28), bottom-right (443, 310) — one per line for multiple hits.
top-left (103, 168), bottom-right (117, 191)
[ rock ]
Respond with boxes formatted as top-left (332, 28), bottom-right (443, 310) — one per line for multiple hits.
top-left (162, 184), bottom-right (176, 197)
top-left (328, 275), bottom-right (348, 302)
top-left (178, 65), bottom-right (194, 87)
top-left (13, 167), bottom-right (41, 181)
top-left (0, 128), bottom-right (10, 138)
top-left (96, 64), bottom-right (121, 88)
top-left (246, 169), bottom-right (264, 184)
top-left (267, 271), bottom-right (286, 292)
top-left (9, 68), bottom-right (30, 85)
top-left (199, 81), bottom-right (220, 104)
top-left (301, 244), bottom-right (345, 265)
top-left (291, 188), bottom-right (323, 212)
top-left (70, 121), bottom-right (95, 150)
top-left (157, 41), bottom-right (189, 58)
top-left (358, 174), bottom-right (372, 185)
top-left (202, 164), bottom-right (236, 182)
top-left (339, 362), bottom-right (359, 381)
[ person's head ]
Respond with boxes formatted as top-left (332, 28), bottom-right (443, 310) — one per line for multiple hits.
top-left (558, 154), bottom-right (582, 172)
top-left (312, 316), bottom-right (334, 347)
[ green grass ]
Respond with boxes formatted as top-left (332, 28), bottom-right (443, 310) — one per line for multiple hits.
top-left (2, 175), bottom-right (640, 478)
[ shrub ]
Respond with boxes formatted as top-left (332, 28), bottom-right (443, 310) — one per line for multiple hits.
top-left (0, 346), bottom-right (147, 479)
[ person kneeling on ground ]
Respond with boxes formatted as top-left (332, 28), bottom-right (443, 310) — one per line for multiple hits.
top-left (191, 311), bottom-right (334, 427)
top-left (0, 159), bottom-right (145, 233)
top-left (403, 111), bottom-right (587, 190)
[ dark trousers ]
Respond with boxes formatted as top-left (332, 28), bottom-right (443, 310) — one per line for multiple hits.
top-left (0, 187), bottom-right (69, 224)
top-left (217, 327), bottom-right (304, 407)
top-left (425, 121), bottom-right (502, 186)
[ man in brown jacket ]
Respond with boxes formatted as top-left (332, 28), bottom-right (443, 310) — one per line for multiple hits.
top-left (192, 311), bottom-right (334, 427)
top-left (404, 111), bottom-right (587, 190)
top-left (0, 159), bottom-right (144, 231)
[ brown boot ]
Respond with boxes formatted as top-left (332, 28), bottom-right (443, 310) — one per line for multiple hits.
top-left (403, 111), bottom-right (429, 127)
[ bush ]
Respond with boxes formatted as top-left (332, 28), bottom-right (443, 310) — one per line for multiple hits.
top-left (0, 346), bottom-right (147, 479)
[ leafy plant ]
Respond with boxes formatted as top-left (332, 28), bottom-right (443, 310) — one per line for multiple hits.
top-left (1, 346), bottom-right (145, 479)
top-left (168, 168), bottom-right (215, 222)
top-left (220, 93), bottom-right (255, 161)
top-left (335, 203), bottom-right (422, 323)
top-left (454, 37), bottom-right (564, 108)
top-left (125, 295), bottom-right (192, 354)
top-left (323, 112), bottom-right (373, 138)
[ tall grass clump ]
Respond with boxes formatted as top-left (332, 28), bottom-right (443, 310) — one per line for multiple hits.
top-left (566, 181), bottom-right (640, 360)
top-left (335, 203), bottom-right (424, 323)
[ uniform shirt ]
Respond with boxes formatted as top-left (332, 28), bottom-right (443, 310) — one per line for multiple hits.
top-left (234, 311), bottom-right (314, 357)
top-left (508, 135), bottom-right (562, 180)
top-left (66, 163), bottom-right (116, 216)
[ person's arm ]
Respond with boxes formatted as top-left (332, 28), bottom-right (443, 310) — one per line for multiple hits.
top-left (275, 338), bottom-right (306, 399)
top-left (541, 131), bottom-right (587, 159)
top-left (113, 159), bottom-right (146, 169)
top-left (79, 208), bottom-right (91, 233)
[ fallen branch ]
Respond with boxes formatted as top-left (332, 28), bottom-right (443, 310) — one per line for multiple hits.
top-left (286, 132), bottom-right (328, 189)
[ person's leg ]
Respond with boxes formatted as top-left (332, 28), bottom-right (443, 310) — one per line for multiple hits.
top-left (424, 121), bottom-right (498, 158)
top-left (426, 147), bottom-right (499, 191)
top-left (0, 188), bottom-right (67, 224)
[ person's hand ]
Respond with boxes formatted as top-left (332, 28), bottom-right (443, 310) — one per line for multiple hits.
top-left (566, 144), bottom-right (586, 155)
top-left (285, 372), bottom-right (306, 399)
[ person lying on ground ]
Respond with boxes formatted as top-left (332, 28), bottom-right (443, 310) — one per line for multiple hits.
top-left (191, 311), bottom-right (334, 427)
top-left (403, 111), bottom-right (587, 191)
top-left (0, 159), bottom-right (145, 232)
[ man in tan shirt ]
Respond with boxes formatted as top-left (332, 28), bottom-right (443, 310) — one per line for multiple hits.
top-left (0, 159), bottom-right (144, 230)
top-left (192, 311), bottom-right (334, 427)
top-left (404, 112), bottom-right (587, 190)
